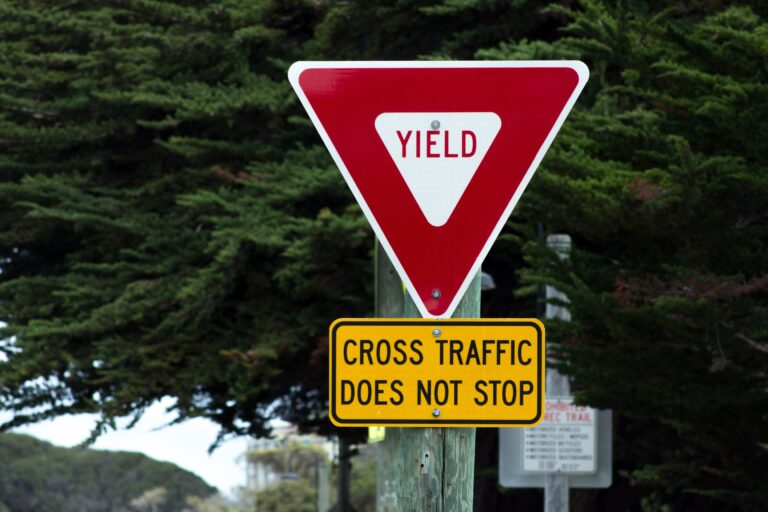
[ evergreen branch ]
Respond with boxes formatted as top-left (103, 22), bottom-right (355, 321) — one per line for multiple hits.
top-left (735, 332), bottom-right (768, 354)
top-left (1, 105), bottom-right (60, 121)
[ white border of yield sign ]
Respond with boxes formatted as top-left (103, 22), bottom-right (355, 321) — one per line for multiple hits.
top-left (288, 61), bottom-right (589, 319)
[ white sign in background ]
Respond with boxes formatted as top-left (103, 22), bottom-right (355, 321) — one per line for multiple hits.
top-left (522, 397), bottom-right (597, 474)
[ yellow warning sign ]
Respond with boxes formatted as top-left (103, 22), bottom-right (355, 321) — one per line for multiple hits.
top-left (329, 319), bottom-right (545, 427)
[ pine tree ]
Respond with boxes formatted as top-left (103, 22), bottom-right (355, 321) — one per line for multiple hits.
top-left (479, 2), bottom-right (768, 509)
top-left (0, 0), bottom-right (555, 442)
top-left (0, 0), bottom-right (352, 440)
top-left (3, 0), bottom-right (766, 509)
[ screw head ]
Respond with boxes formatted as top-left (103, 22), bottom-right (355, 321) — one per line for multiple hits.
top-left (431, 289), bottom-right (441, 299)
top-left (432, 408), bottom-right (441, 417)
top-left (431, 120), bottom-right (440, 129)
top-left (432, 328), bottom-right (441, 337)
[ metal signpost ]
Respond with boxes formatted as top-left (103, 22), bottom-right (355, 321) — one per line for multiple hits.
top-left (289, 62), bottom-right (589, 511)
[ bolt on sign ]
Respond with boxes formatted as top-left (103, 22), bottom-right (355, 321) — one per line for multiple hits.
top-left (329, 319), bottom-right (545, 427)
top-left (289, 61), bottom-right (588, 318)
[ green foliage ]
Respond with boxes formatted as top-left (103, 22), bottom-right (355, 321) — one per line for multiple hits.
top-left (130, 487), bottom-right (170, 512)
top-left (186, 494), bottom-right (248, 512)
top-left (0, 433), bottom-right (214, 512)
top-left (493, 2), bottom-right (768, 510)
top-left (247, 449), bottom-right (376, 512)
top-left (246, 440), bottom-right (375, 512)
top-left (0, 0), bottom-right (369, 440)
top-left (255, 479), bottom-right (316, 512)
top-left (248, 440), bottom-right (328, 481)
top-left (0, 0), bottom-right (563, 443)
top-left (244, 440), bottom-right (328, 511)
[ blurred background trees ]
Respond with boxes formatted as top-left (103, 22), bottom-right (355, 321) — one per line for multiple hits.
top-left (246, 440), bottom-right (375, 512)
top-left (0, 1), bottom-right (766, 510)
top-left (0, 433), bottom-right (214, 512)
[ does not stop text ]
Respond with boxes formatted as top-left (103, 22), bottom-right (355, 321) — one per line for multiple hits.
top-left (330, 320), bottom-right (545, 427)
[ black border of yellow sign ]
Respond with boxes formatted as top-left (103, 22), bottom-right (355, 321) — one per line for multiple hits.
top-left (329, 318), bottom-right (545, 427)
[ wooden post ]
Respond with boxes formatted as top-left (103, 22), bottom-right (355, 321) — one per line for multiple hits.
top-left (375, 241), bottom-right (404, 512)
top-left (544, 234), bottom-right (572, 512)
top-left (392, 272), bottom-right (480, 512)
top-left (373, 242), bottom-right (479, 511)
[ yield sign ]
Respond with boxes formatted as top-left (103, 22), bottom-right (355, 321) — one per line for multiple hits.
top-left (288, 61), bottom-right (588, 318)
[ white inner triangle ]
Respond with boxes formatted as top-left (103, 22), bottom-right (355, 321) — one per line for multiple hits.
top-left (375, 112), bottom-right (501, 226)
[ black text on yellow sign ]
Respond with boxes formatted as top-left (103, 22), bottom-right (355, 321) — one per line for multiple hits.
top-left (329, 319), bottom-right (545, 427)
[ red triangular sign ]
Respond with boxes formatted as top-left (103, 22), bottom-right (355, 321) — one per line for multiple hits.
top-left (289, 61), bottom-right (588, 318)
